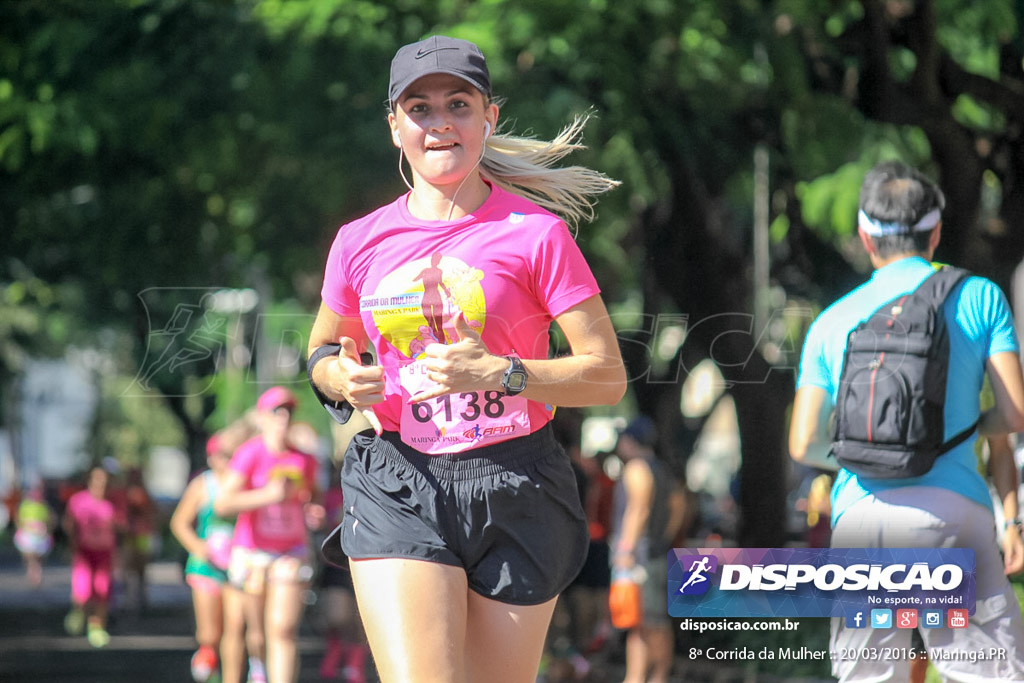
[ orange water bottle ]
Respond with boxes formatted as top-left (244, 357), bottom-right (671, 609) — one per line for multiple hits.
top-left (609, 567), bottom-right (643, 629)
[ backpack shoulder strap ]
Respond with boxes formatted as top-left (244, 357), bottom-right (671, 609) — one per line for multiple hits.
top-left (854, 265), bottom-right (970, 334)
top-left (921, 265), bottom-right (976, 452)
top-left (939, 420), bottom-right (979, 455)
top-left (912, 265), bottom-right (971, 308)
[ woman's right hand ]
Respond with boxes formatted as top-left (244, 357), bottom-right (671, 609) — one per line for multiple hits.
top-left (328, 337), bottom-right (386, 408)
top-left (325, 337), bottom-right (385, 433)
top-left (308, 304), bottom-right (384, 433)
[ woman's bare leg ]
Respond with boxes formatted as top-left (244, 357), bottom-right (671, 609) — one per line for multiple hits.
top-left (349, 558), bottom-right (468, 683)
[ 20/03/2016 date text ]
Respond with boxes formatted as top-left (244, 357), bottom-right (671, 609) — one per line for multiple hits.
top-left (833, 647), bottom-right (1007, 663)
top-left (833, 647), bottom-right (923, 661)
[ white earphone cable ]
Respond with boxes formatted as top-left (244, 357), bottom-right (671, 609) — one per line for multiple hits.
top-left (446, 140), bottom-right (487, 221)
top-left (397, 148), bottom-right (414, 192)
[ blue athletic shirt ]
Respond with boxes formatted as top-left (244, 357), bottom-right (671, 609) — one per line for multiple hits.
top-left (796, 256), bottom-right (1019, 525)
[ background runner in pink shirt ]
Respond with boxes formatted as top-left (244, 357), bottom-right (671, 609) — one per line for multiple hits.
top-left (63, 466), bottom-right (119, 648)
top-left (214, 387), bottom-right (321, 683)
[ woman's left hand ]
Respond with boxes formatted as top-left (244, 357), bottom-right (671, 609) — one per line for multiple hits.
top-left (410, 313), bottom-right (503, 403)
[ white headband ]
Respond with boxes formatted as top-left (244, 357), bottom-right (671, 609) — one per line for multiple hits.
top-left (858, 208), bottom-right (941, 237)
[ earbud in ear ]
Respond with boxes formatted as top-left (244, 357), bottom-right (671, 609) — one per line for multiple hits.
top-left (392, 129), bottom-right (402, 146)
top-left (484, 122), bottom-right (491, 138)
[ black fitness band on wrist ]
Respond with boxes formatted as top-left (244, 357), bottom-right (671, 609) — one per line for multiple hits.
top-left (306, 343), bottom-right (364, 425)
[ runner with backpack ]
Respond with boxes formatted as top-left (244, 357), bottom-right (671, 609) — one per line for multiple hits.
top-left (788, 160), bottom-right (1024, 681)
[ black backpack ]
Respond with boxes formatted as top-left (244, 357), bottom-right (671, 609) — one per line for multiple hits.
top-left (830, 266), bottom-right (976, 479)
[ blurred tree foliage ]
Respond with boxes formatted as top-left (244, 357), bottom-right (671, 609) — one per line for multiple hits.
top-left (1, 0), bottom-right (1021, 542)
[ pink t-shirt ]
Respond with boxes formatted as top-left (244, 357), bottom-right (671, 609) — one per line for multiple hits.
top-left (229, 436), bottom-right (319, 553)
top-left (66, 490), bottom-right (117, 553)
top-left (320, 184), bottom-right (601, 453)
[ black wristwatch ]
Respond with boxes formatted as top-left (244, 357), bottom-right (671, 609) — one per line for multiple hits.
top-left (500, 356), bottom-right (528, 396)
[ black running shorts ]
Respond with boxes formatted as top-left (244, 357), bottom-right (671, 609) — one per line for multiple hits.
top-left (321, 424), bottom-right (588, 606)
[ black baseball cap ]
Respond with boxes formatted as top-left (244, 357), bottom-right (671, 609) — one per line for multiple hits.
top-left (388, 35), bottom-right (491, 106)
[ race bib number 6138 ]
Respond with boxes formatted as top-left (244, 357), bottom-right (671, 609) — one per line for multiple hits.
top-left (398, 360), bottom-right (530, 454)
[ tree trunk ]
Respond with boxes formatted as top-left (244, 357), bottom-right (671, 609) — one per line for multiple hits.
top-left (639, 150), bottom-right (789, 546)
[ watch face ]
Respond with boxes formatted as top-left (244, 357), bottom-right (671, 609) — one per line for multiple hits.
top-left (506, 372), bottom-right (527, 391)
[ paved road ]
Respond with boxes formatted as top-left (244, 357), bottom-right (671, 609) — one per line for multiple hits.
top-left (0, 548), bottom-right (833, 682)
top-left (0, 548), bottom-right (353, 683)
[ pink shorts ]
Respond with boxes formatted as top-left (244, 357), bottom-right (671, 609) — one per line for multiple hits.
top-left (71, 548), bottom-right (114, 605)
top-left (186, 574), bottom-right (225, 596)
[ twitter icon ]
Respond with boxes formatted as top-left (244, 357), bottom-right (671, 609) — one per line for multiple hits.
top-left (870, 609), bottom-right (893, 628)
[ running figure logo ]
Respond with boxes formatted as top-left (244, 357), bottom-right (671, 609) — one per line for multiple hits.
top-left (678, 554), bottom-right (718, 595)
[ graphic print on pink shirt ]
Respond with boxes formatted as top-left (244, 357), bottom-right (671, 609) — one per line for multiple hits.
top-left (360, 250), bottom-right (529, 454)
top-left (361, 251), bottom-right (485, 358)
top-left (321, 185), bottom-right (603, 450)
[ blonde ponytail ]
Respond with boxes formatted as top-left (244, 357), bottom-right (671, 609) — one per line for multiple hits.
top-left (480, 111), bottom-right (620, 228)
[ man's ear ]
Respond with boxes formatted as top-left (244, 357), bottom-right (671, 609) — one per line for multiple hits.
top-left (857, 227), bottom-right (877, 256)
top-left (929, 222), bottom-right (942, 252)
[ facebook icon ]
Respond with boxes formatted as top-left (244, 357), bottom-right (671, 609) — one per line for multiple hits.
top-left (846, 611), bottom-right (866, 628)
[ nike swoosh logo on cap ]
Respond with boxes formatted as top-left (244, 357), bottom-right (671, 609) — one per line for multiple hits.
top-left (415, 46), bottom-right (458, 59)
